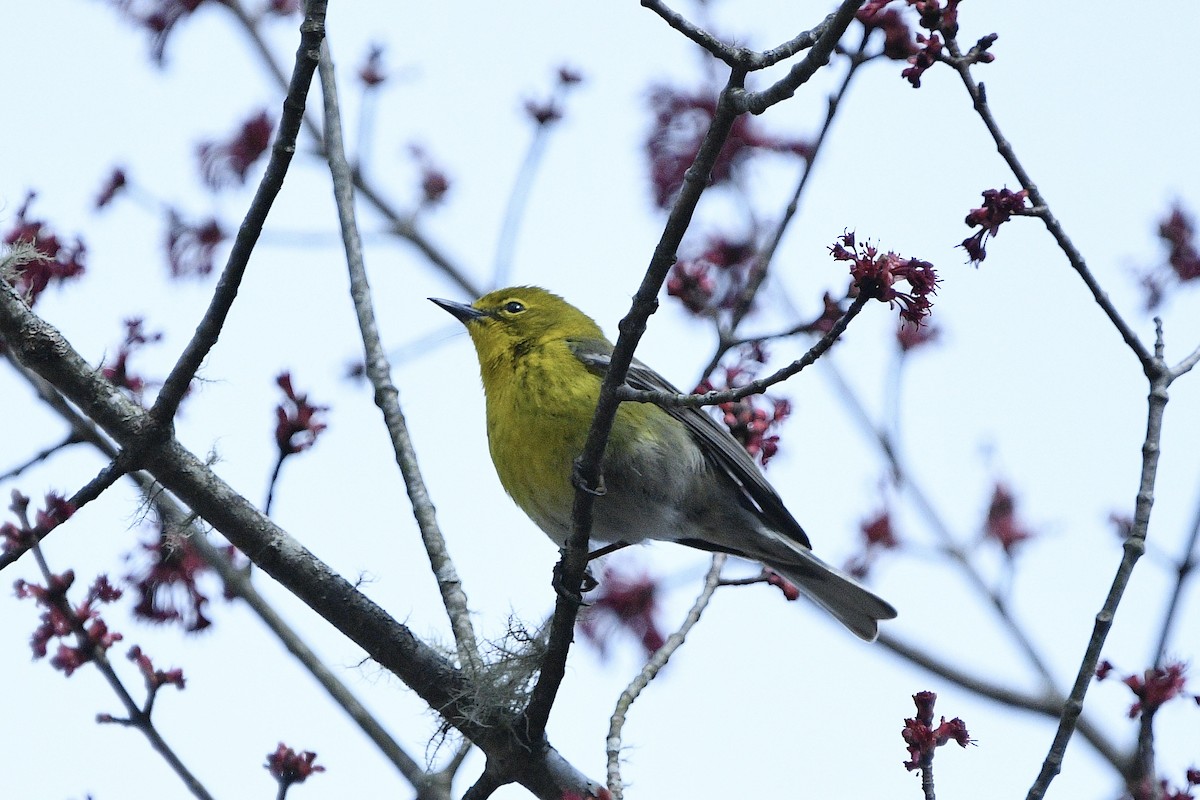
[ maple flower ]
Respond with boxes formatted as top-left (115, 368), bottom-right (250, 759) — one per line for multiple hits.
top-left (126, 526), bottom-right (237, 632)
top-left (578, 564), bottom-right (666, 658)
top-left (645, 85), bottom-right (810, 209)
top-left (983, 482), bottom-right (1035, 556)
top-left (101, 318), bottom-right (164, 401)
top-left (901, 690), bottom-right (973, 772)
top-left (358, 44), bottom-right (387, 87)
top-left (129, 645), bottom-right (186, 691)
top-left (1141, 203), bottom-right (1200, 309)
top-left (275, 372), bottom-right (329, 456)
top-left (2, 192), bottom-right (87, 305)
top-left (857, 6), bottom-right (918, 60)
top-left (165, 210), bottom-right (225, 278)
top-left (103, 0), bottom-right (209, 64)
top-left (695, 348), bottom-right (792, 467)
top-left (1122, 662), bottom-right (1193, 719)
top-left (197, 110), bottom-right (274, 190)
top-left (961, 187), bottom-right (1030, 264)
top-left (16, 572), bottom-right (124, 676)
top-left (2, 491), bottom-right (74, 556)
top-left (266, 743), bottom-right (325, 787)
top-left (832, 231), bottom-right (939, 325)
top-left (897, 320), bottom-right (941, 352)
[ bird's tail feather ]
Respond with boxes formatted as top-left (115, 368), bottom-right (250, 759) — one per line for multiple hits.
top-left (765, 546), bottom-right (896, 642)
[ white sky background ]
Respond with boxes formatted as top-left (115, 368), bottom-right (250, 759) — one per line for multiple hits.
top-left (3, 2), bottom-right (1200, 799)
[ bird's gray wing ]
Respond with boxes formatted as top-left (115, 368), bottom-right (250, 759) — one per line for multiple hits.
top-left (567, 339), bottom-right (811, 550)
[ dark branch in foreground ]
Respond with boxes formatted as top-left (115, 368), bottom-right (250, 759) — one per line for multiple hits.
top-left (151, 2), bottom-right (329, 423)
top-left (0, 278), bottom-right (602, 800)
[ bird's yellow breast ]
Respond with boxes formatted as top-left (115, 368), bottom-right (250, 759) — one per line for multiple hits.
top-left (478, 338), bottom-right (683, 543)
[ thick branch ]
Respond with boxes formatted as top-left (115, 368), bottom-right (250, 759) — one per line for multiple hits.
top-left (0, 279), bottom-right (600, 800)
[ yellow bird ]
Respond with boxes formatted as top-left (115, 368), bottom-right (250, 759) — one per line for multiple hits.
top-left (432, 286), bottom-right (896, 640)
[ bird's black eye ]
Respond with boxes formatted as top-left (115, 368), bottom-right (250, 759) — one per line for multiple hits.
top-left (503, 300), bottom-right (525, 314)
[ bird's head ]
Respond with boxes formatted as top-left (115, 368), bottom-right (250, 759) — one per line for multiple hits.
top-left (430, 286), bottom-right (606, 366)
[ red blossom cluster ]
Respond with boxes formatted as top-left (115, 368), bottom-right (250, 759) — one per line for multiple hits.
top-left (901, 690), bottom-right (972, 772)
top-left (103, 0), bottom-right (210, 63)
top-left (846, 508), bottom-right (902, 579)
top-left (831, 232), bottom-right (939, 325)
top-left (164, 210), bottom-right (226, 278)
top-left (408, 145), bottom-right (451, 208)
top-left (696, 346), bottom-right (792, 466)
top-left (856, 4), bottom-right (918, 60)
top-left (983, 482), bottom-right (1036, 557)
top-left (15, 572), bottom-right (124, 676)
top-left (1096, 659), bottom-right (1198, 719)
top-left (126, 526), bottom-right (238, 632)
top-left (1141, 203), bottom-right (1200, 309)
top-left (101, 318), bottom-right (164, 401)
top-left (961, 187), bottom-right (1029, 264)
top-left (645, 85), bottom-right (810, 209)
top-left (266, 743), bottom-right (325, 787)
top-left (275, 372), bottom-right (329, 457)
top-left (666, 234), bottom-right (757, 316)
top-left (861, 0), bottom-right (996, 87)
top-left (128, 644), bottom-right (186, 692)
top-left (897, 320), bottom-right (941, 352)
top-left (2, 491), bottom-right (74, 555)
top-left (197, 110), bottom-right (274, 190)
top-left (2, 193), bottom-right (87, 306)
top-left (1134, 772), bottom-right (1200, 800)
top-left (578, 564), bottom-right (665, 658)
top-left (902, 31), bottom-right (944, 88)
top-left (358, 44), bottom-right (387, 87)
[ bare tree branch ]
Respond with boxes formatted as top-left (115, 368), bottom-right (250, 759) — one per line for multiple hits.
top-left (316, 41), bottom-right (482, 676)
top-left (150, 2), bottom-right (328, 422)
top-left (0, 278), bottom-right (603, 800)
top-left (606, 555), bottom-right (725, 799)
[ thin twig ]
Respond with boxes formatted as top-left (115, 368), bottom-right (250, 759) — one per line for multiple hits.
top-left (4, 354), bottom-right (439, 789)
top-left (0, 431), bottom-right (82, 481)
top-left (877, 633), bottom-right (1129, 773)
top-left (641, 0), bottom-right (843, 70)
top-left (222, 0), bottom-right (482, 299)
top-left (822, 356), bottom-right (1063, 690)
top-left (941, 36), bottom-right (1153, 369)
top-left (149, 4), bottom-right (327, 423)
top-left (494, 119), bottom-right (553, 289)
top-left (739, 0), bottom-right (863, 114)
top-left (639, 0), bottom-right (750, 67)
top-left (1151, 476), bottom-right (1200, 666)
top-left (25, 540), bottom-right (214, 800)
top-left (606, 555), bottom-right (725, 799)
top-left (621, 293), bottom-right (868, 408)
top-left (723, 32), bottom-right (871, 343)
top-left (1026, 328), bottom-right (1172, 800)
top-left (317, 43), bottom-right (482, 675)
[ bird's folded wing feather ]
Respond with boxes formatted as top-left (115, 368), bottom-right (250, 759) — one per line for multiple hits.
top-left (567, 339), bottom-right (812, 550)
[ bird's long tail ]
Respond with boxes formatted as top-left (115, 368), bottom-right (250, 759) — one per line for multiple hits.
top-left (763, 543), bottom-right (896, 642)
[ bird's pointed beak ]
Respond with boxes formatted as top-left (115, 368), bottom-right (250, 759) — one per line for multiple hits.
top-left (429, 297), bottom-right (486, 325)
